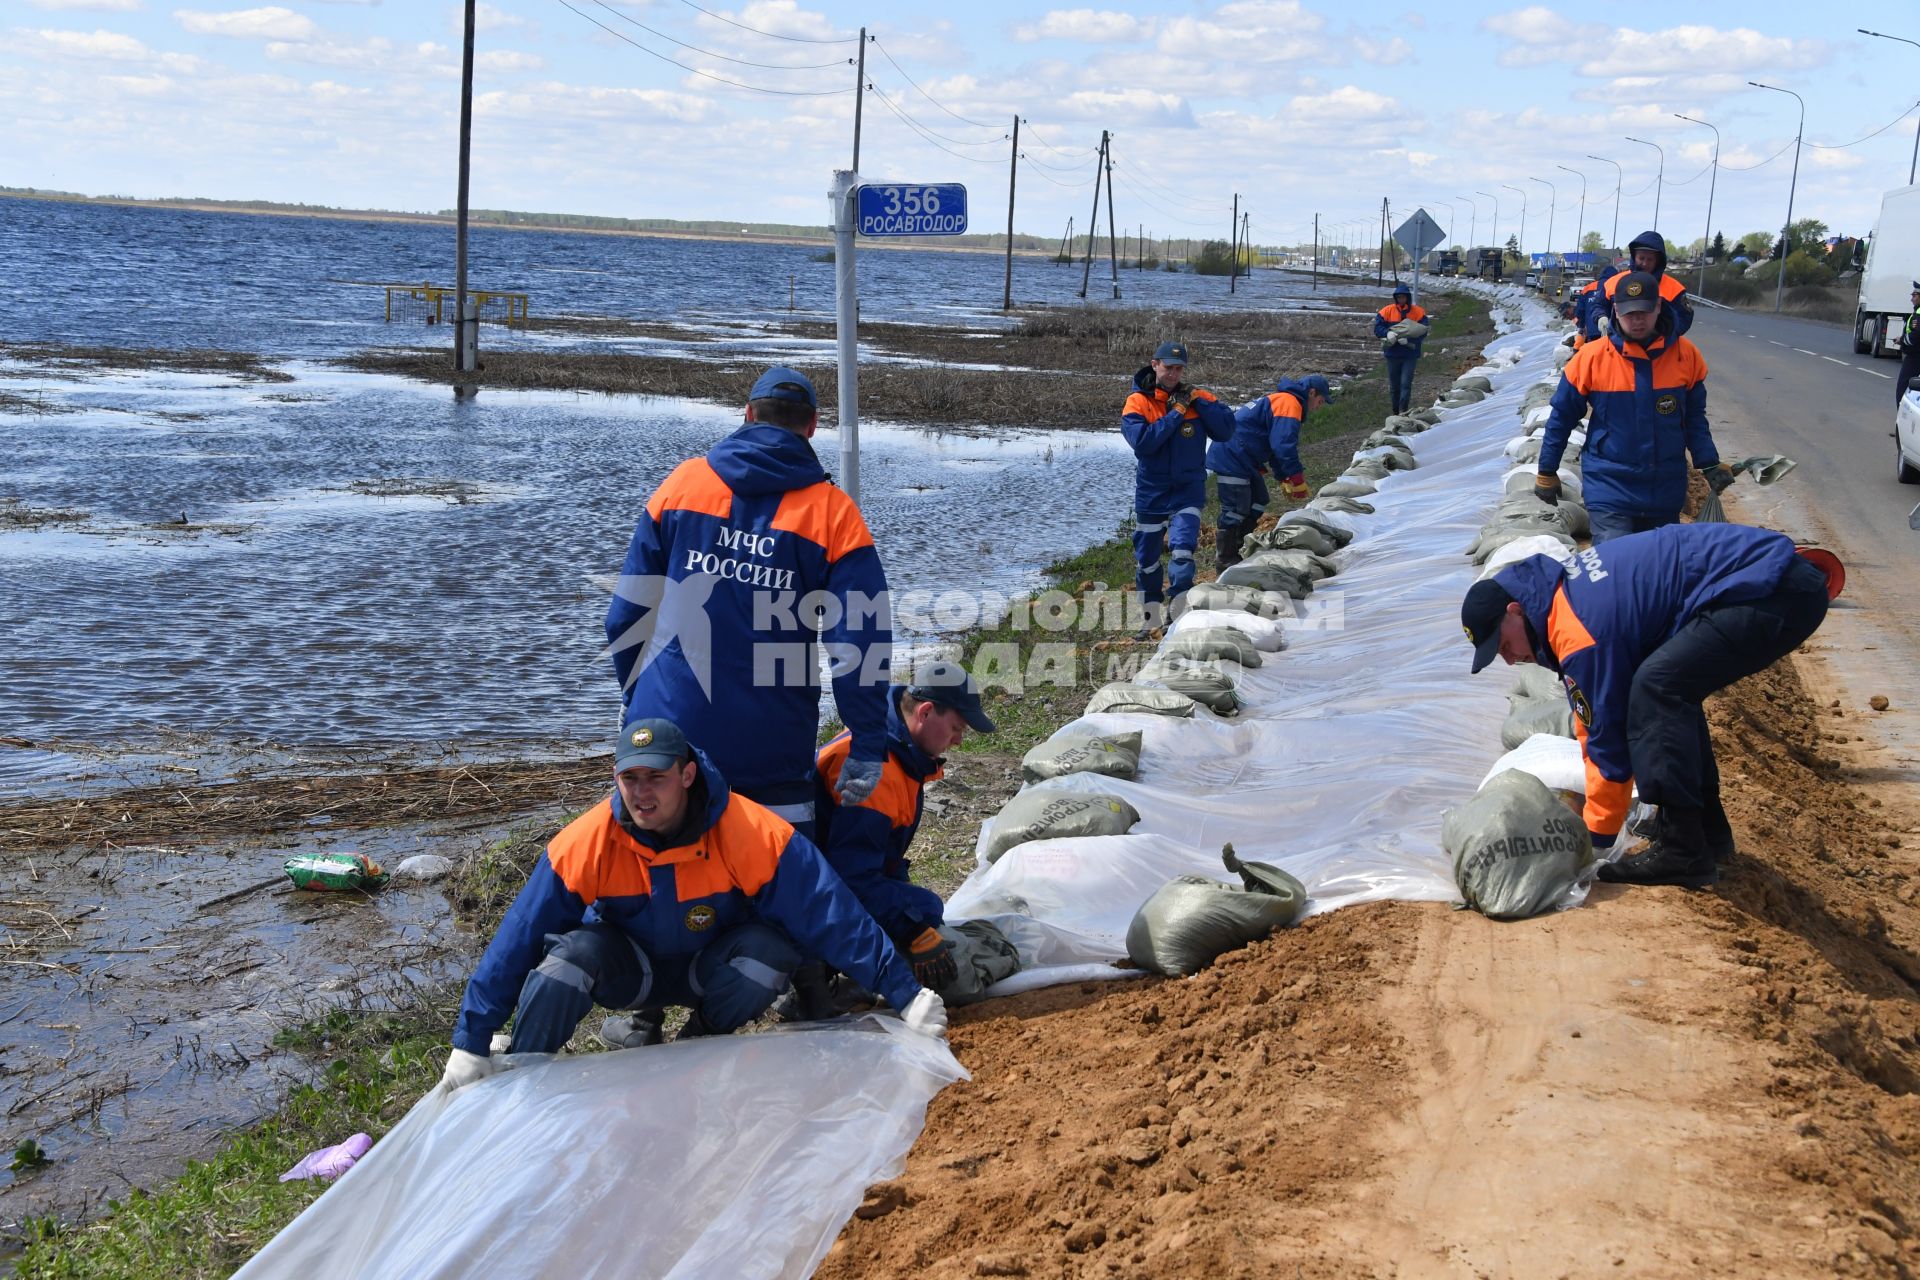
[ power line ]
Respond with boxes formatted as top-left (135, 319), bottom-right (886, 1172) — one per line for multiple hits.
top-left (587, 0), bottom-right (846, 69)
top-left (866, 84), bottom-right (1009, 166)
top-left (1019, 150), bottom-right (1096, 175)
top-left (667, 0), bottom-right (857, 44)
top-left (1109, 159), bottom-right (1220, 218)
top-left (870, 37), bottom-right (1000, 129)
top-left (1109, 169), bottom-right (1222, 229)
top-left (864, 79), bottom-right (1005, 147)
top-left (1806, 100), bottom-right (1920, 148)
top-left (1018, 120), bottom-right (1097, 157)
top-left (1022, 159), bottom-right (1094, 190)
top-left (1719, 139), bottom-right (1796, 172)
top-left (554, 0), bottom-right (854, 95)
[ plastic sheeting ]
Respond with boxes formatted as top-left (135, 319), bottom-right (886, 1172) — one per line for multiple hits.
top-left (233, 1018), bottom-right (964, 1280)
top-left (951, 288), bottom-right (1578, 992)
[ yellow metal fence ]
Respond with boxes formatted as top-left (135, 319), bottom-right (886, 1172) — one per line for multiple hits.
top-left (380, 283), bottom-right (530, 329)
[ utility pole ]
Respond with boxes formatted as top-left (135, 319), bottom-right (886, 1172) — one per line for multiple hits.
top-left (1103, 137), bottom-right (1120, 299)
top-left (1056, 216), bottom-right (1073, 264)
top-left (1312, 212), bottom-right (1319, 290)
top-left (1586, 154), bottom-right (1621, 252)
top-left (1625, 136), bottom-right (1665, 230)
top-left (1377, 198), bottom-right (1387, 286)
top-left (1002, 115), bottom-right (1018, 310)
top-left (1079, 131), bottom-right (1106, 298)
top-left (453, 0), bottom-right (477, 374)
top-left (1503, 183), bottom-right (1526, 267)
top-left (1750, 81), bottom-right (1804, 313)
top-left (1858, 31), bottom-right (1920, 182)
top-left (1556, 165), bottom-right (1586, 267)
top-left (1229, 193), bottom-right (1239, 293)
top-left (1676, 114), bottom-right (1720, 295)
top-left (851, 28), bottom-right (867, 169)
top-left (834, 27), bottom-right (868, 500)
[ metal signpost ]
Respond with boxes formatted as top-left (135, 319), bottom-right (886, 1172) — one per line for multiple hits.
top-left (1393, 207), bottom-right (1446, 304)
top-left (830, 179), bottom-right (969, 502)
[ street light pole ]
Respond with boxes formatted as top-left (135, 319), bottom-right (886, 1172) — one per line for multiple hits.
top-left (1624, 136), bottom-right (1665, 230)
top-left (1750, 81), bottom-right (1805, 314)
top-left (1675, 113), bottom-right (1721, 295)
top-left (1859, 30), bottom-right (1920, 184)
top-left (1587, 153), bottom-right (1622, 252)
top-left (1530, 177), bottom-right (1556, 269)
top-left (1502, 183), bottom-right (1527, 265)
top-left (1556, 164), bottom-right (1586, 265)
top-left (1476, 190), bottom-right (1499, 256)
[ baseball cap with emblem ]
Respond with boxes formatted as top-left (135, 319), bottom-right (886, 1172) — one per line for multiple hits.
top-left (909, 658), bottom-right (997, 733)
top-left (1153, 341), bottom-right (1190, 364)
top-left (1460, 579), bottom-right (1518, 674)
top-left (748, 365), bottom-right (817, 408)
top-left (615, 718), bottom-right (692, 772)
top-left (1614, 271), bottom-right (1661, 314)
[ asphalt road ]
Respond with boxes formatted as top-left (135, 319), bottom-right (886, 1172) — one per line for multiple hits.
top-left (1683, 300), bottom-right (1920, 766)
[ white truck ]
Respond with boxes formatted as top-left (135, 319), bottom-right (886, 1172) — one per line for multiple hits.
top-left (1853, 182), bottom-right (1920, 357)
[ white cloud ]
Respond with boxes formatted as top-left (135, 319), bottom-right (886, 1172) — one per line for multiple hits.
top-left (473, 3), bottom-right (528, 33)
top-left (23, 27), bottom-right (151, 58)
top-left (1047, 87), bottom-right (1193, 128)
top-left (1580, 26), bottom-right (1827, 78)
top-left (1011, 9), bottom-right (1153, 44)
top-left (174, 7), bottom-right (320, 40)
top-left (477, 81), bottom-right (711, 125)
top-left (29, 0), bottom-right (143, 10)
top-left (1807, 148), bottom-right (1864, 172)
top-left (690, 1), bottom-right (847, 44)
top-left (1480, 7), bottom-right (1606, 67)
top-left (1353, 35), bottom-right (1412, 66)
top-left (1157, 0), bottom-right (1325, 63)
top-left (478, 50), bottom-right (545, 73)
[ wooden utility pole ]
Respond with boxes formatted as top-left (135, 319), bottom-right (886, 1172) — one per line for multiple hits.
top-left (1312, 212), bottom-right (1319, 291)
top-left (1079, 132), bottom-right (1106, 298)
top-left (851, 28), bottom-right (867, 169)
top-left (453, 0), bottom-right (476, 373)
top-left (1229, 193), bottom-right (1239, 293)
top-left (1002, 115), bottom-right (1018, 310)
top-left (1103, 136), bottom-right (1120, 299)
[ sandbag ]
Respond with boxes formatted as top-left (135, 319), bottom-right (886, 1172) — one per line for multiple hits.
top-left (1443, 769), bottom-right (1593, 920)
top-left (1454, 375), bottom-right (1493, 394)
top-left (1731, 453), bottom-right (1796, 486)
top-left (1183, 581), bottom-right (1294, 618)
top-left (1138, 656), bottom-right (1242, 715)
top-left (1407, 408), bottom-right (1442, 425)
top-left (1124, 844), bottom-right (1308, 976)
top-left (1358, 445), bottom-right (1416, 471)
top-left (1469, 525), bottom-right (1575, 565)
top-left (1308, 495), bottom-right (1375, 515)
top-left (1476, 534), bottom-right (1576, 580)
top-left (985, 786), bottom-right (1142, 863)
top-left (1243, 547), bottom-right (1338, 583)
top-left (1361, 431), bottom-right (1412, 451)
top-left (1501, 698), bottom-right (1576, 750)
top-left (1344, 459), bottom-right (1392, 481)
top-left (1279, 510), bottom-right (1354, 547)
top-left (1216, 558), bottom-right (1312, 598)
top-left (1243, 522), bottom-right (1336, 556)
top-left (1021, 729), bottom-right (1143, 783)
top-left (1443, 387), bottom-right (1487, 405)
top-left (1560, 498), bottom-right (1590, 539)
top-left (1510, 663), bottom-right (1564, 700)
top-left (1084, 683), bottom-right (1196, 719)
top-left (1319, 477), bottom-right (1377, 498)
top-left (1382, 415), bottom-right (1430, 436)
top-left (935, 919), bottom-right (1022, 1007)
top-left (1160, 625), bottom-right (1262, 667)
top-left (1504, 467), bottom-right (1583, 504)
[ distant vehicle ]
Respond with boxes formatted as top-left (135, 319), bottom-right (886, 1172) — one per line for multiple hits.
top-left (1854, 184), bottom-right (1920, 358)
top-left (1898, 389), bottom-right (1920, 485)
top-left (1434, 250), bottom-right (1462, 277)
top-left (1524, 270), bottom-right (1540, 289)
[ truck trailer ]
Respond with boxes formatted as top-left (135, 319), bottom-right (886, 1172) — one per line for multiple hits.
top-left (1854, 184), bottom-right (1920, 358)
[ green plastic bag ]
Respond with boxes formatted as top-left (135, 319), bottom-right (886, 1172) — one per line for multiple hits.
top-left (284, 852), bottom-right (389, 892)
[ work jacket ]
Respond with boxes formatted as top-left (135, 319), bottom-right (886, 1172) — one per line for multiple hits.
top-left (1603, 232), bottom-right (1694, 339)
top-left (452, 746), bottom-right (920, 1053)
top-left (1492, 526), bottom-right (1802, 842)
top-left (1209, 378), bottom-right (1310, 482)
top-left (1537, 328), bottom-right (1718, 517)
top-left (1373, 301), bottom-right (1428, 358)
top-left (607, 423), bottom-right (891, 798)
top-left (1121, 367), bottom-right (1235, 508)
top-left (815, 689), bottom-right (946, 944)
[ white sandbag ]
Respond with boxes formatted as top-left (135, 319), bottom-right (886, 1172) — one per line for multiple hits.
top-left (1476, 534), bottom-right (1576, 580)
top-left (1182, 582), bottom-right (1295, 619)
top-left (1479, 733), bottom-right (1590, 795)
top-left (1160, 625), bottom-right (1264, 666)
top-left (1319, 477), bottom-right (1378, 498)
top-left (1167, 607), bottom-right (1287, 652)
top-left (1504, 466), bottom-right (1583, 504)
top-left (1469, 525), bottom-right (1575, 566)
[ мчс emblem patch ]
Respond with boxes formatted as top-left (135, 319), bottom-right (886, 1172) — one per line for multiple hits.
top-left (1564, 679), bottom-right (1593, 728)
top-left (684, 904), bottom-right (717, 932)
top-left (1655, 393), bottom-right (1678, 415)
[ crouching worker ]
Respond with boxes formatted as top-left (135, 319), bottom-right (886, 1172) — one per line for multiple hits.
top-left (810, 661), bottom-right (997, 1005)
top-left (1460, 524), bottom-right (1832, 889)
top-left (440, 717), bottom-right (945, 1092)
top-left (1208, 374), bottom-right (1331, 569)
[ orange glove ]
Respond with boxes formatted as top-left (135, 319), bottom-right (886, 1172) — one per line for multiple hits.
top-left (1280, 472), bottom-right (1310, 502)
top-left (907, 927), bottom-right (957, 990)
top-left (1534, 473), bottom-right (1561, 506)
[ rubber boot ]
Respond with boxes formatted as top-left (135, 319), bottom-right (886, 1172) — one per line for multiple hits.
top-left (1597, 807), bottom-right (1718, 889)
top-left (773, 961), bottom-right (838, 1023)
top-left (676, 1008), bottom-right (720, 1041)
top-left (1216, 525), bottom-right (1246, 570)
top-left (1701, 794), bottom-right (1737, 862)
top-left (599, 1008), bottom-right (665, 1050)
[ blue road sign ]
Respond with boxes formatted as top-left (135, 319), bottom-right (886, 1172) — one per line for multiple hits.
top-left (856, 184), bottom-right (969, 237)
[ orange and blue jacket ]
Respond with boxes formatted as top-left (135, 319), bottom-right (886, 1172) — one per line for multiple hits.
top-left (1573, 271), bottom-right (1615, 342)
top-left (452, 745), bottom-right (919, 1052)
top-left (815, 688), bottom-right (946, 945)
top-left (1603, 233), bottom-right (1693, 339)
top-left (1536, 328), bottom-right (1718, 517)
top-left (606, 423), bottom-right (891, 796)
top-left (1373, 302), bottom-right (1428, 358)
top-left (1121, 366), bottom-right (1235, 505)
top-left (1489, 526), bottom-right (1801, 844)
top-left (1209, 378), bottom-right (1309, 482)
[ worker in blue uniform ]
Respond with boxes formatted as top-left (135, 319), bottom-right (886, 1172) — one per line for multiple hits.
top-left (1373, 283), bottom-right (1426, 415)
top-left (1121, 340), bottom-right (1235, 630)
top-left (1207, 374), bottom-right (1331, 568)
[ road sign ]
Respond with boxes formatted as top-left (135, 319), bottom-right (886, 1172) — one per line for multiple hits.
top-left (1394, 208), bottom-right (1445, 258)
top-left (856, 184), bottom-right (968, 237)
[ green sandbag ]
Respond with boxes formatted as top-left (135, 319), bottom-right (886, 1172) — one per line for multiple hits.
top-left (1160, 625), bottom-right (1263, 667)
top-left (1242, 548), bottom-right (1337, 583)
top-left (1468, 525), bottom-right (1575, 565)
top-left (1407, 408), bottom-right (1442, 425)
top-left (985, 786), bottom-right (1141, 863)
top-left (1124, 843), bottom-right (1308, 976)
top-left (1362, 430), bottom-right (1412, 451)
top-left (1279, 511), bottom-right (1354, 547)
top-left (1183, 581), bottom-right (1294, 619)
top-left (1021, 729), bottom-right (1144, 783)
top-left (1501, 696), bottom-right (1576, 750)
top-left (1444, 770), bottom-right (1593, 921)
top-left (1354, 446), bottom-right (1416, 471)
top-left (1139, 655), bottom-right (1242, 715)
top-left (1243, 522), bottom-right (1335, 556)
top-left (1216, 558), bottom-right (1312, 598)
top-left (1085, 682), bottom-right (1196, 717)
top-left (1454, 375), bottom-right (1493, 394)
top-left (1308, 495), bottom-right (1375, 515)
top-left (1319, 477), bottom-right (1378, 498)
top-left (1344, 459), bottom-right (1392, 481)
top-left (934, 919), bottom-right (1022, 1007)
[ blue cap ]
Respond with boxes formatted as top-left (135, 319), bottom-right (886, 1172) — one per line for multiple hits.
top-left (615, 718), bottom-right (692, 772)
top-left (909, 659), bottom-right (996, 733)
top-left (748, 365), bottom-right (817, 408)
top-left (1302, 374), bottom-right (1333, 402)
top-left (1153, 341), bottom-right (1190, 364)
top-left (1391, 281), bottom-right (1411, 297)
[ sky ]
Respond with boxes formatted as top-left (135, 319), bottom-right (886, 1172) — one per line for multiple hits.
top-left (4, 0), bottom-right (1918, 254)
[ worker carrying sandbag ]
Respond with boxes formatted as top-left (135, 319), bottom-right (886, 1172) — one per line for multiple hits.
top-left (1460, 524), bottom-right (1833, 888)
top-left (1373, 282), bottom-right (1427, 415)
top-left (1122, 340), bottom-right (1236, 633)
top-left (439, 718), bottom-right (944, 1092)
top-left (810, 661), bottom-right (997, 1009)
top-left (1207, 374), bottom-right (1332, 570)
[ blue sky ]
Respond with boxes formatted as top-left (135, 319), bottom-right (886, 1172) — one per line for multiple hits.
top-left (4, 0), bottom-right (1916, 253)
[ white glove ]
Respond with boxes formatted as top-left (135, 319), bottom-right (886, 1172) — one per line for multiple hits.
top-left (440, 1048), bottom-right (493, 1093)
top-left (836, 757), bottom-right (884, 805)
top-left (899, 988), bottom-right (948, 1039)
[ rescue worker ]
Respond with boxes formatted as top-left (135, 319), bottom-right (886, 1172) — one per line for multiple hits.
top-left (1534, 271), bottom-right (1733, 543)
top-left (1461, 524), bottom-right (1832, 888)
top-left (1373, 283), bottom-right (1427, 415)
top-left (439, 717), bottom-right (946, 1089)
top-left (813, 660), bottom-right (996, 1002)
top-left (1575, 262), bottom-right (1620, 345)
top-left (1207, 374), bottom-right (1331, 568)
top-left (606, 366), bottom-right (890, 841)
top-left (1896, 281), bottom-right (1920, 408)
top-left (1121, 341), bottom-right (1235, 631)
top-left (1602, 231), bottom-right (1693, 338)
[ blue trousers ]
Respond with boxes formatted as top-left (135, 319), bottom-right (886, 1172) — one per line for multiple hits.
top-left (1213, 473), bottom-right (1268, 531)
top-left (1626, 556), bottom-right (1828, 812)
top-left (1133, 501), bottom-right (1202, 605)
top-left (507, 921), bottom-right (802, 1053)
top-left (1587, 507), bottom-right (1680, 545)
top-left (1385, 355), bottom-right (1418, 415)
